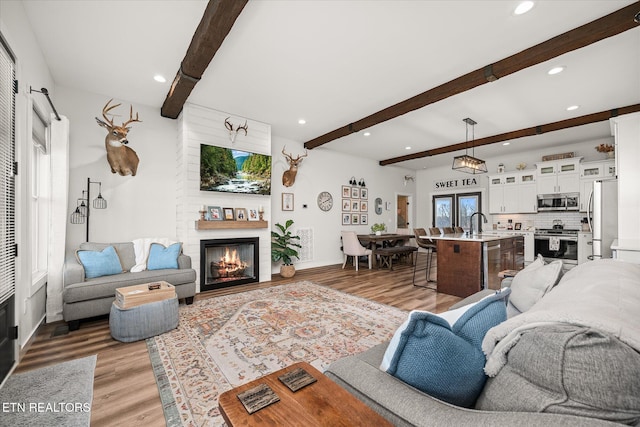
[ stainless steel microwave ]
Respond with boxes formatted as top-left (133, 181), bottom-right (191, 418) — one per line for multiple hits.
top-left (536, 193), bottom-right (579, 212)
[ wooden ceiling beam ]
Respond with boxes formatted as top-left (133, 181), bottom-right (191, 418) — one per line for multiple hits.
top-left (304, 1), bottom-right (640, 150)
top-left (379, 104), bottom-right (640, 166)
top-left (161, 0), bottom-right (248, 119)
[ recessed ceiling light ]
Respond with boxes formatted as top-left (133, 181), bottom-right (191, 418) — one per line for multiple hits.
top-left (405, 146), bottom-right (412, 150)
top-left (363, 132), bottom-right (371, 137)
top-left (514, 1), bottom-right (534, 15)
top-left (567, 105), bottom-right (579, 111)
top-left (548, 66), bottom-right (565, 75)
top-left (503, 142), bottom-right (510, 146)
top-left (298, 119), bottom-right (306, 125)
top-left (153, 74), bottom-right (166, 83)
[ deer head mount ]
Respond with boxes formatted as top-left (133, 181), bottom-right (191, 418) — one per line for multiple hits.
top-left (224, 117), bottom-right (248, 143)
top-left (282, 146), bottom-right (308, 187)
top-left (95, 99), bottom-right (142, 176)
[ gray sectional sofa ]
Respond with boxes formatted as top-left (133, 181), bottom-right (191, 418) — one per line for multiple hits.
top-left (63, 241), bottom-right (196, 330)
top-left (325, 259), bottom-right (640, 426)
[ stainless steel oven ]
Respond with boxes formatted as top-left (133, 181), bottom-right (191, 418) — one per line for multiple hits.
top-left (534, 228), bottom-right (578, 269)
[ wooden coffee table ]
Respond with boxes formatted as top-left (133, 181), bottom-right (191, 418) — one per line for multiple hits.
top-left (219, 361), bottom-right (392, 426)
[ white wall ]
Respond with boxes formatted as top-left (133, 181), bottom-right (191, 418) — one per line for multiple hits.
top-left (55, 85), bottom-right (178, 252)
top-left (1, 1), bottom-right (54, 349)
top-left (416, 136), bottom-right (615, 229)
top-left (270, 137), bottom-right (415, 272)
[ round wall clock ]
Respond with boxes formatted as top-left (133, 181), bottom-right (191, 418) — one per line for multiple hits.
top-left (317, 191), bottom-right (333, 211)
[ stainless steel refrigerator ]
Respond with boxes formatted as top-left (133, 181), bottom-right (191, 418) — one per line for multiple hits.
top-left (588, 179), bottom-right (618, 260)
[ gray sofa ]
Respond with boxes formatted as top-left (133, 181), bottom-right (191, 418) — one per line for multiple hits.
top-left (63, 241), bottom-right (196, 330)
top-left (325, 259), bottom-right (640, 426)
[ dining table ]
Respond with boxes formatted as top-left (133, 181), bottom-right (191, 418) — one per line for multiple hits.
top-left (357, 233), bottom-right (411, 268)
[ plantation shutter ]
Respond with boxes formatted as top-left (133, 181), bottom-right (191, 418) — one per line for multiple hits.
top-left (0, 37), bottom-right (16, 306)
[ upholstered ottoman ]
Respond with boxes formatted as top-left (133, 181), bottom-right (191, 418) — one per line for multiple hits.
top-left (109, 297), bottom-right (179, 342)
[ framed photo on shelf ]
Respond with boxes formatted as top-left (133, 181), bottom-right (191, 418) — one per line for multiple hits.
top-left (342, 199), bottom-right (351, 212)
top-left (342, 213), bottom-right (351, 225)
top-left (342, 185), bottom-right (351, 198)
top-left (360, 201), bottom-right (368, 212)
top-left (235, 208), bottom-right (248, 221)
top-left (223, 207), bottom-right (235, 220)
top-left (360, 188), bottom-right (368, 199)
top-left (282, 193), bottom-right (294, 211)
top-left (248, 208), bottom-right (259, 221)
top-left (351, 187), bottom-right (360, 199)
top-left (360, 214), bottom-right (368, 225)
top-left (351, 213), bottom-right (360, 225)
top-left (208, 206), bottom-right (223, 221)
top-left (515, 222), bottom-right (522, 230)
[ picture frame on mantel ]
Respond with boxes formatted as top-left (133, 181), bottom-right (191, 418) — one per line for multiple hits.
top-left (282, 193), bottom-right (294, 211)
top-left (223, 207), bottom-right (235, 220)
top-left (208, 206), bottom-right (223, 221)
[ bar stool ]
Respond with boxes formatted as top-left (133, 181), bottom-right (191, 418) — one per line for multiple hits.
top-left (442, 227), bottom-right (454, 234)
top-left (429, 227), bottom-right (441, 235)
top-left (412, 228), bottom-right (437, 287)
top-left (454, 226), bottom-right (464, 233)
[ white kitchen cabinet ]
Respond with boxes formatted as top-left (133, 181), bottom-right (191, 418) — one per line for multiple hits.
top-left (488, 173), bottom-right (519, 214)
top-left (579, 160), bottom-right (615, 212)
top-left (517, 172), bottom-right (537, 213)
top-left (611, 112), bottom-right (640, 241)
top-left (578, 232), bottom-right (593, 264)
top-left (536, 158), bottom-right (581, 194)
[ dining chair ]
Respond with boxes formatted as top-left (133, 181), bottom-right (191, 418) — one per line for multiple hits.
top-left (442, 227), bottom-right (455, 234)
top-left (429, 227), bottom-right (441, 235)
top-left (454, 226), bottom-right (464, 233)
top-left (412, 228), bottom-right (436, 287)
top-left (341, 231), bottom-right (372, 271)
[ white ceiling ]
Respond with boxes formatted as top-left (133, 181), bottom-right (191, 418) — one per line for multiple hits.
top-left (21, 0), bottom-right (640, 170)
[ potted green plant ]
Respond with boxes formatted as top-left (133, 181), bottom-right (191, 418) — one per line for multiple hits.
top-left (271, 219), bottom-right (302, 278)
top-left (371, 223), bottom-right (386, 235)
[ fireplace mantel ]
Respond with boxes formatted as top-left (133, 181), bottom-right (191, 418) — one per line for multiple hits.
top-left (195, 220), bottom-right (269, 230)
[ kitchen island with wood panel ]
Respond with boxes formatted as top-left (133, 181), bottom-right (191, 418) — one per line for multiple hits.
top-left (419, 233), bottom-right (524, 298)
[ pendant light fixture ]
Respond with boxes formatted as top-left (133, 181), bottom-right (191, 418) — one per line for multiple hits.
top-left (452, 117), bottom-right (487, 174)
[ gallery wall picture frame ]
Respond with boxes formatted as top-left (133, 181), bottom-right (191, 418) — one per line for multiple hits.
top-left (360, 188), bottom-right (368, 199)
top-left (282, 193), bottom-right (294, 211)
top-left (248, 208), bottom-right (259, 221)
top-left (351, 213), bottom-right (360, 225)
top-left (515, 222), bottom-right (522, 230)
top-left (351, 200), bottom-right (360, 211)
top-left (342, 185), bottom-right (351, 198)
top-left (235, 208), bottom-right (248, 221)
top-left (342, 213), bottom-right (351, 225)
top-left (342, 199), bottom-right (351, 212)
top-left (351, 187), bottom-right (360, 199)
top-left (360, 201), bottom-right (368, 212)
top-left (360, 214), bottom-right (368, 225)
top-left (223, 207), bottom-right (235, 220)
top-left (208, 206), bottom-right (223, 221)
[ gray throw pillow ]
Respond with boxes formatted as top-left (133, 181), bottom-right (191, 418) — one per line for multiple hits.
top-left (508, 254), bottom-right (563, 314)
top-left (476, 325), bottom-right (640, 425)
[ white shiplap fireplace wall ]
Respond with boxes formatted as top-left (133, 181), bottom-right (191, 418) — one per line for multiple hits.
top-left (176, 103), bottom-right (272, 292)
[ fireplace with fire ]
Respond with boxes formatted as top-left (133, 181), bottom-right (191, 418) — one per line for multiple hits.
top-left (200, 237), bottom-right (259, 291)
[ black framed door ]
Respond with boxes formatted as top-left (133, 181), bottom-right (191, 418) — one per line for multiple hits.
top-left (432, 192), bottom-right (482, 231)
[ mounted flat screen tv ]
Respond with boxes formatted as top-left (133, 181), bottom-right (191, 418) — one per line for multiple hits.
top-left (200, 144), bottom-right (272, 195)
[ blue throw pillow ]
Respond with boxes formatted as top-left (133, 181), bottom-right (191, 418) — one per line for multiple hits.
top-left (147, 242), bottom-right (182, 270)
top-left (76, 245), bottom-right (123, 279)
top-left (381, 288), bottom-right (510, 407)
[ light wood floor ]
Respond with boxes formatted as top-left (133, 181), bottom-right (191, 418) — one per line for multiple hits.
top-left (16, 256), bottom-right (457, 426)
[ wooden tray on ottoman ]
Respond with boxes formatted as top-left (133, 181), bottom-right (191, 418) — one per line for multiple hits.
top-left (115, 281), bottom-right (176, 309)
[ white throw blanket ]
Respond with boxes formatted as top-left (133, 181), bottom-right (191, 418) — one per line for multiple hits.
top-left (482, 259), bottom-right (640, 376)
top-left (131, 237), bottom-right (178, 272)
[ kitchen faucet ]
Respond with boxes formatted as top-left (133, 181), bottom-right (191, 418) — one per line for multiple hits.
top-left (469, 212), bottom-right (488, 236)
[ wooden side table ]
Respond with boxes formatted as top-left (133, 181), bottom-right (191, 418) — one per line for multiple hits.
top-left (219, 361), bottom-right (392, 426)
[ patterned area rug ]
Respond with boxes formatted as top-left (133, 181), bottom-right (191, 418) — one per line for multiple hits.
top-left (147, 281), bottom-right (406, 426)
